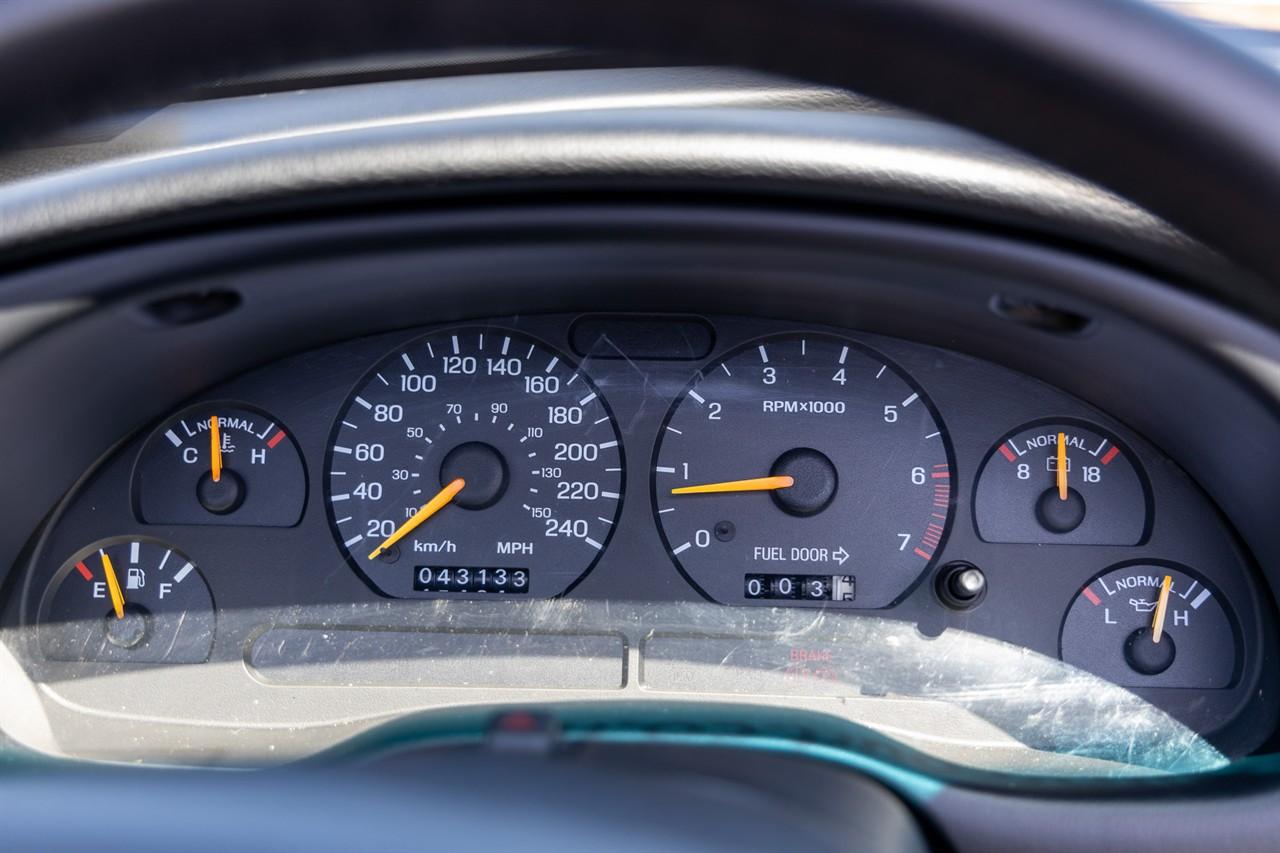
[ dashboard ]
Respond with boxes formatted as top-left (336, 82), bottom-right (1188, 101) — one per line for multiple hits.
top-left (5, 309), bottom-right (1274, 768)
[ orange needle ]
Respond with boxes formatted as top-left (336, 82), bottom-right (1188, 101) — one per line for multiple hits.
top-left (672, 475), bottom-right (794, 495)
top-left (1152, 574), bottom-right (1173, 644)
top-left (1056, 431), bottom-right (1068, 501)
top-left (367, 478), bottom-right (466, 560)
top-left (209, 416), bottom-right (223, 483)
top-left (100, 550), bottom-right (125, 620)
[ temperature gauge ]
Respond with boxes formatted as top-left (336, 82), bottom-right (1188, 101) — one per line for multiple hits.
top-left (134, 403), bottom-right (306, 526)
top-left (38, 538), bottom-right (215, 663)
top-left (974, 421), bottom-right (1150, 544)
top-left (1060, 562), bottom-right (1240, 688)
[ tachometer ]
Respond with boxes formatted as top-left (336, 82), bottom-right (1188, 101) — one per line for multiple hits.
top-left (325, 328), bottom-right (624, 598)
top-left (652, 334), bottom-right (953, 608)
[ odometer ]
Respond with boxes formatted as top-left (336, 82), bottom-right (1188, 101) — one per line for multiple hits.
top-left (326, 328), bottom-right (624, 598)
top-left (652, 334), bottom-right (953, 608)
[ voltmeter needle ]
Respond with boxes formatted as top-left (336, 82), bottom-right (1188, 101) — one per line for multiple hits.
top-left (1152, 574), bottom-right (1173, 644)
top-left (672, 475), bottom-right (794, 495)
top-left (209, 416), bottom-right (223, 483)
top-left (1056, 431), bottom-right (1068, 501)
top-left (100, 550), bottom-right (125, 620)
top-left (367, 477), bottom-right (466, 560)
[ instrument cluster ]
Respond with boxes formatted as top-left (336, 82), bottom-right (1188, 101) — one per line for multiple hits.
top-left (10, 313), bottom-right (1273, 751)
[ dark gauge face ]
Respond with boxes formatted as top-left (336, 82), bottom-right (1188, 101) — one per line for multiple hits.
top-left (133, 404), bottom-right (305, 526)
top-left (1061, 563), bottom-right (1239, 688)
top-left (38, 538), bottom-right (214, 663)
top-left (652, 334), bottom-right (953, 608)
top-left (326, 328), bottom-right (624, 598)
top-left (974, 421), bottom-right (1150, 544)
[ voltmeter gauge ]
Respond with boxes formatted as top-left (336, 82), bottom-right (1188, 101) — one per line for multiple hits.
top-left (974, 421), bottom-right (1150, 545)
top-left (38, 538), bottom-right (215, 664)
top-left (134, 403), bottom-right (306, 526)
top-left (1060, 562), bottom-right (1240, 688)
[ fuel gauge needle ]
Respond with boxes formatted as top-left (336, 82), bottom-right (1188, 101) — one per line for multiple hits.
top-left (100, 549), bottom-right (125, 620)
top-left (1152, 574), bottom-right (1173, 643)
top-left (672, 475), bottom-right (794, 495)
top-left (367, 477), bottom-right (466, 560)
top-left (1056, 431), bottom-right (1068, 500)
top-left (209, 415), bottom-right (223, 483)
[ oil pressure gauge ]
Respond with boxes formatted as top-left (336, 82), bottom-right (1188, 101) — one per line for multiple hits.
top-left (974, 420), bottom-right (1151, 544)
top-left (133, 403), bottom-right (306, 526)
top-left (1061, 562), bottom-right (1240, 688)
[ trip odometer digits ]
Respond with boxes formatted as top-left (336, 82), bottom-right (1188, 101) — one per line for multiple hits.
top-left (326, 328), bottom-right (624, 598)
top-left (653, 334), bottom-right (953, 608)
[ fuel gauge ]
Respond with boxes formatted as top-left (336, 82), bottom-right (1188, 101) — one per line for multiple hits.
top-left (974, 421), bottom-right (1150, 544)
top-left (38, 537), bottom-right (214, 664)
top-left (134, 403), bottom-right (306, 526)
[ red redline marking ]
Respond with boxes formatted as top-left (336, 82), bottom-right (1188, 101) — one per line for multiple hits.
top-left (913, 547), bottom-right (933, 559)
top-left (74, 561), bottom-right (92, 581)
top-left (266, 430), bottom-right (286, 449)
top-left (999, 444), bottom-right (1017, 462)
top-left (933, 463), bottom-right (949, 469)
top-left (1100, 446), bottom-right (1120, 466)
top-left (1083, 587), bottom-right (1102, 606)
top-left (931, 472), bottom-right (950, 479)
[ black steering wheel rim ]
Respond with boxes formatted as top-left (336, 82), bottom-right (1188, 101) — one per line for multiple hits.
top-left (2, 0), bottom-right (1279, 291)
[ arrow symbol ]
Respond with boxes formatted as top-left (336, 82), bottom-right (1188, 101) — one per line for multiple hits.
top-left (833, 547), bottom-right (849, 566)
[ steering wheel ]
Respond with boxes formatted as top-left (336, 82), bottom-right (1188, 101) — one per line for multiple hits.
top-left (2, 0), bottom-right (1279, 299)
top-left (1, 1), bottom-right (1278, 850)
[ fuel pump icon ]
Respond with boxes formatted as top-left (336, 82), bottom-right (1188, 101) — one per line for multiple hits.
top-left (126, 567), bottom-right (146, 590)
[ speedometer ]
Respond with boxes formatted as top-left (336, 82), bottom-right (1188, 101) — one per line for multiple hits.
top-left (652, 334), bottom-right (953, 608)
top-left (325, 328), bottom-right (624, 598)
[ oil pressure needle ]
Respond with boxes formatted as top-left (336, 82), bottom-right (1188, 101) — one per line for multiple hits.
top-left (672, 475), bottom-right (794, 495)
top-left (1152, 574), bottom-right (1173, 644)
top-left (1056, 431), bottom-right (1068, 501)
top-left (367, 477), bottom-right (466, 560)
top-left (100, 550), bottom-right (126, 620)
top-left (209, 415), bottom-right (223, 483)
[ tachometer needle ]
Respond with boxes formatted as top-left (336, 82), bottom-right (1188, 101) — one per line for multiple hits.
top-left (100, 550), bottom-right (125, 620)
top-left (1056, 431), bottom-right (1068, 501)
top-left (209, 415), bottom-right (223, 483)
top-left (672, 475), bottom-right (794, 495)
top-left (367, 477), bottom-right (466, 560)
top-left (1152, 574), bottom-right (1173, 644)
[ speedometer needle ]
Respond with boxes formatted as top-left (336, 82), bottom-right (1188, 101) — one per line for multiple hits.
top-left (209, 415), bottom-right (223, 483)
top-left (1056, 431), bottom-right (1068, 501)
top-left (100, 550), bottom-right (125, 620)
top-left (672, 475), bottom-right (794, 495)
top-left (367, 477), bottom-right (466, 560)
top-left (1151, 574), bottom-right (1173, 644)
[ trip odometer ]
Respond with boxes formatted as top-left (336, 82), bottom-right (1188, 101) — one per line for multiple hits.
top-left (326, 328), bottom-right (624, 598)
top-left (653, 334), bottom-right (953, 608)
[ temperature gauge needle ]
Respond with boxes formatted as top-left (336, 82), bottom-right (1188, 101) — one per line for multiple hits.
top-left (1152, 574), bottom-right (1173, 643)
top-left (672, 475), bottom-right (794, 495)
top-left (367, 477), bottom-right (466, 560)
top-left (209, 415), bottom-right (223, 483)
top-left (100, 550), bottom-right (125, 620)
top-left (1056, 431), bottom-right (1068, 500)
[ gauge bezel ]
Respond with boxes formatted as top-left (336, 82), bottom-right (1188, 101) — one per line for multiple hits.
top-left (650, 331), bottom-right (957, 608)
top-left (321, 324), bottom-right (627, 600)
top-left (1057, 558), bottom-right (1245, 689)
top-left (36, 535), bottom-right (217, 665)
top-left (129, 399), bottom-right (309, 527)
top-left (971, 415), bottom-right (1155, 546)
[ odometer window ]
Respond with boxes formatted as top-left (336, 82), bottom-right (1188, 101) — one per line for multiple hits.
top-left (652, 334), bottom-right (953, 608)
top-left (325, 328), bottom-right (624, 598)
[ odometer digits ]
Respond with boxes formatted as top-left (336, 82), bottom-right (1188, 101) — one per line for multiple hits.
top-left (326, 328), bottom-right (624, 598)
top-left (653, 334), bottom-right (953, 608)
